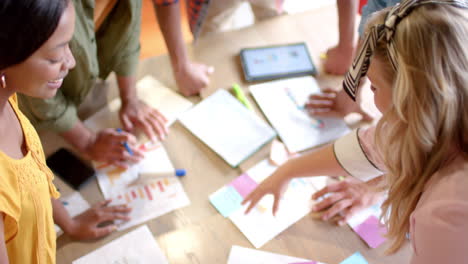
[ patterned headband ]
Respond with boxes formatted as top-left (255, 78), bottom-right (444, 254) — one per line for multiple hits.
top-left (342, 0), bottom-right (468, 101)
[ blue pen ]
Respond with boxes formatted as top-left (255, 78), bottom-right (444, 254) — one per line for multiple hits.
top-left (116, 128), bottom-right (134, 156)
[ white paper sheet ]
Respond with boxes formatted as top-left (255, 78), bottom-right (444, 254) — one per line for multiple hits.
top-left (210, 159), bottom-right (328, 248)
top-left (55, 192), bottom-right (90, 236)
top-left (84, 75), bottom-right (193, 132)
top-left (72, 225), bottom-right (168, 264)
top-left (179, 89), bottom-right (276, 167)
top-left (110, 176), bottom-right (190, 231)
top-left (94, 141), bottom-right (190, 231)
top-left (227, 246), bottom-right (323, 264)
top-left (94, 141), bottom-right (175, 199)
top-left (250, 76), bottom-right (350, 153)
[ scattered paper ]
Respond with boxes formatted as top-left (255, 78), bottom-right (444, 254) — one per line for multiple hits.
top-left (347, 203), bottom-right (387, 248)
top-left (110, 176), bottom-right (190, 231)
top-left (210, 159), bottom-right (328, 248)
top-left (250, 76), bottom-right (350, 153)
top-left (227, 246), bottom-right (325, 264)
top-left (55, 192), bottom-right (90, 236)
top-left (179, 89), bottom-right (276, 167)
top-left (72, 225), bottom-right (168, 264)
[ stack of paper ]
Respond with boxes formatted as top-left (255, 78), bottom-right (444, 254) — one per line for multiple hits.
top-left (179, 89), bottom-right (276, 167)
top-left (72, 225), bottom-right (168, 264)
top-left (227, 246), bottom-right (325, 264)
top-left (210, 159), bottom-right (328, 248)
top-left (346, 203), bottom-right (387, 248)
top-left (249, 76), bottom-right (350, 153)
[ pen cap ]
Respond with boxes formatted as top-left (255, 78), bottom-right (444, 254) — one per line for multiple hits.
top-left (175, 169), bottom-right (186, 177)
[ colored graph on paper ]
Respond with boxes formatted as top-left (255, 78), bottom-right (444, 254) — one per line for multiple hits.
top-left (111, 176), bottom-right (190, 231)
top-left (95, 141), bottom-right (174, 199)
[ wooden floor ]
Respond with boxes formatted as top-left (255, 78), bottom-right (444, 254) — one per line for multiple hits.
top-left (139, 0), bottom-right (193, 59)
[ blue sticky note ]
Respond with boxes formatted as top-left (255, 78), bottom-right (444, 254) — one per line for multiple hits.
top-left (340, 252), bottom-right (368, 264)
top-left (209, 186), bottom-right (243, 217)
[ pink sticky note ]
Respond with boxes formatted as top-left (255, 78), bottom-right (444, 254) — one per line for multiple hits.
top-left (229, 173), bottom-right (258, 198)
top-left (354, 215), bottom-right (387, 248)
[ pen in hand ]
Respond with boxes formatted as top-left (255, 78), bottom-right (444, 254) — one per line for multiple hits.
top-left (116, 128), bottom-right (134, 156)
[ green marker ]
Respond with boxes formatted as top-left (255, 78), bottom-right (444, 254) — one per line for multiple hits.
top-left (232, 83), bottom-right (253, 111)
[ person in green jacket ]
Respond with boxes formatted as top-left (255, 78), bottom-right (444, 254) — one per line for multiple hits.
top-left (18, 0), bottom-right (168, 167)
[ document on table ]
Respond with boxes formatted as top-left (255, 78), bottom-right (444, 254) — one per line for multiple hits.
top-left (94, 141), bottom-right (190, 231)
top-left (84, 75), bottom-right (193, 132)
top-left (227, 245), bottom-right (326, 264)
top-left (179, 89), bottom-right (276, 167)
top-left (72, 225), bottom-right (169, 264)
top-left (250, 76), bottom-right (350, 153)
top-left (346, 202), bottom-right (387, 248)
top-left (210, 159), bottom-right (328, 248)
top-left (55, 192), bottom-right (90, 236)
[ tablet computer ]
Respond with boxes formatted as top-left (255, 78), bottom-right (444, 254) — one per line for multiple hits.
top-left (240, 42), bottom-right (317, 82)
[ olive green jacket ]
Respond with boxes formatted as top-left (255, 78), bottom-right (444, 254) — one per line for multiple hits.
top-left (18, 0), bottom-right (142, 132)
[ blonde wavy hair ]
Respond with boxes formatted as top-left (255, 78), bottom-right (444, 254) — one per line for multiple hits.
top-left (368, 5), bottom-right (468, 253)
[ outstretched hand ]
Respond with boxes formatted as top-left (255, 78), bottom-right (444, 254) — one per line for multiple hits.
top-left (65, 200), bottom-right (131, 240)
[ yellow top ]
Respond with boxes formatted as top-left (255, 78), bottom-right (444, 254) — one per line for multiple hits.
top-left (1, 95), bottom-right (60, 263)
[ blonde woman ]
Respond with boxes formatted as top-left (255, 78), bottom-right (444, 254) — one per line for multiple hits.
top-left (242, 0), bottom-right (468, 262)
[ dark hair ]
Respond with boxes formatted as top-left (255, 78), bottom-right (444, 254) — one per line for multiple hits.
top-left (0, 0), bottom-right (69, 70)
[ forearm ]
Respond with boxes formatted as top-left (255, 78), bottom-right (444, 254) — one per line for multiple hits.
top-left (117, 75), bottom-right (138, 105)
top-left (337, 0), bottom-right (359, 48)
top-left (51, 198), bottom-right (75, 234)
top-left (59, 121), bottom-right (95, 155)
top-left (153, 2), bottom-right (189, 71)
top-left (0, 214), bottom-right (9, 263)
top-left (281, 144), bottom-right (350, 181)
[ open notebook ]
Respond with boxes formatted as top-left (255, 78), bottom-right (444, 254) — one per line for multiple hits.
top-left (179, 89), bottom-right (276, 167)
top-left (250, 76), bottom-right (350, 153)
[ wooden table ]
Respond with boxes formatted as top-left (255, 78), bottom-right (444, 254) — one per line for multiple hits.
top-left (55, 5), bottom-right (410, 264)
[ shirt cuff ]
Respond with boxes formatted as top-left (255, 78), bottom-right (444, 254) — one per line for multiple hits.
top-left (113, 45), bottom-right (140, 77)
top-left (333, 130), bottom-right (383, 181)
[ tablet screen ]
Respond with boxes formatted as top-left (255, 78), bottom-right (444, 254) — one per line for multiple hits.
top-left (241, 43), bottom-right (316, 81)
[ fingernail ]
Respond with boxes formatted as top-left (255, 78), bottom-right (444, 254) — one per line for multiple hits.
top-left (322, 215), bottom-right (328, 221)
top-left (338, 220), bottom-right (345, 226)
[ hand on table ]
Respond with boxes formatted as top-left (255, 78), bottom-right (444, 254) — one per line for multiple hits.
top-left (120, 99), bottom-right (169, 142)
top-left (175, 61), bottom-right (214, 96)
top-left (241, 166), bottom-right (292, 216)
top-left (323, 45), bottom-right (355, 75)
top-left (305, 88), bottom-right (373, 122)
top-left (85, 128), bottom-right (144, 168)
top-left (65, 200), bottom-right (131, 240)
top-left (311, 178), bottom-right (384, 226)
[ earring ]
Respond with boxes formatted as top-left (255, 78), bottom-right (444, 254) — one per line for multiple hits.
top-left (0, 74), bottom-right (6, 89)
